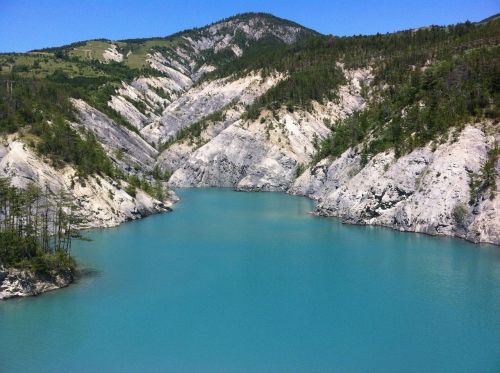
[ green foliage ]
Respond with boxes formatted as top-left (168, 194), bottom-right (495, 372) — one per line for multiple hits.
top-left (0, 77), bottom-right (117, 177)
top-left (295, 163), bottom-right (306, 178)
top-left (315, 22), bottom-right (500, 162)
top-left (82, 82), bottom-right (141, 134)
top-left (245, 67), bottom-right (345, 119)
top-left (452, 203), bottom-right (468, 227)
top-left (1, 15), bottom-right (498, 180)
top-left (124, 184), bottom-right (137, 198)
top-left (482, 144), bottom-right (499, 199)
top-left (0, 77), bottom-right (76, 133)
top-left (160, 108), bottom-right (227, 151)
top-left (124, 95), bottom-right (148, 114)
top-left (152, 165), bottom-right (172, 181)
top-left (25, 250), bottom-right (76, 277)
top-left (0, 178), bottom-right (81, 275)
top-left (126, 173), bottom-right (168, 201)
top-left (35, 117), bottom-right (115, 177)
top-left (469, 143), bottom-right (499, 203)
top-left (149, 84), bottom-right (171, 101)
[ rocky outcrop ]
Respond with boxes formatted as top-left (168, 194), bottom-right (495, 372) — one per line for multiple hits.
top-left (0, 119), bottom-right (177, 300)
top-left (147, 52), bottom-right (194, 90)
top-left (166, 68), bottom-right (371, 191)
top-left (0, 267), bottom-right (73, 300)
top-left (0, 139), bottom-right (172, 229)
top-left (142, 71), bottom-right (285, 144)
top-left (143, 13), bottom-right (311, 81)
top-left (102, 44), bottom-right (123, 63)
top-left (72, 99), bottom-right (158, 174)
top-left (160, 62), bottom-right (498, 245)
top-left (182, 15), bottom-right (308, 55)
top-left (108, 77), bottom-right (184, 132)
top-left (168, 108), bottom-right (331, 190)
top-left (157, 104), bottom-right (244, 173)
top-left (290, 125), bottom-right (500, 245)
top-left (0, 135), bottom-right (175, 300)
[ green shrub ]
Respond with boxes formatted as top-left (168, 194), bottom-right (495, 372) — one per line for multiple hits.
top-left (452, 203), bottom-right (468, 227)
top-left (125, 184), bottom-right (137, 198)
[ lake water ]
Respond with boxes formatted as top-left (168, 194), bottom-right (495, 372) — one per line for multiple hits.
top-left (1, 189), bottom-right (499, 372)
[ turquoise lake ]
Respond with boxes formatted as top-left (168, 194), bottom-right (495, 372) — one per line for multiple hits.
top-left (1, 189), bottom-right (499, 372)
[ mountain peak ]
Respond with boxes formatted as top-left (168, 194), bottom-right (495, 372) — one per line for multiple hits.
top-left (172, 12), bottom-right (317, 46)
top-left (27, 12), bottom-right (316, 77)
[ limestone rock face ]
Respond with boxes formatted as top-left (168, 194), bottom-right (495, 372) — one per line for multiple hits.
top-left (72, 99), bottom-right (158, 174)
top-left (0, 11), bottom-right (497, 269)
top-left (102, 44), bottom-right (123, 63)
top-left (157, 104), bottom-right (243, 173)
top-left (181, 15), bottom-right (307, 54)
top-left (168, 109), bottom-right (331, 191)
top-left (166, 68), bottom-right (371, 191)
top-left (142, 72), bottom-right (285, 144)
top-left (290, 126), bottom-right (500, 245)
top-left (0, 140), bottom-right (172, 229)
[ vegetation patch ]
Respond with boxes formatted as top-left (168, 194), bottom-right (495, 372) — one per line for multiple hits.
top-left (0, 179), bottom-right (82, 276)
top-left (313, 20), bottom-right (499, 162)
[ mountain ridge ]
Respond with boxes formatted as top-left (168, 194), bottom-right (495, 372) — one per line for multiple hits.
top-left (24, 11), bottom-right (499, 55)
top-left (28, 12), bottom-right (318, 53)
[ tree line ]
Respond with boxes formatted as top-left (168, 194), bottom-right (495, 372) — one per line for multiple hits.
top-left (0, 178), bottom-right (83, 275)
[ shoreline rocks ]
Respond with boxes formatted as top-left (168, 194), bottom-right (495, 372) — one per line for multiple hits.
top-left (0, 267), bottom-right (74, 300)
top-left (290, 125), bottom-right (500, 246)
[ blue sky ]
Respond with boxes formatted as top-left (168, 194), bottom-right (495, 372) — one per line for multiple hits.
top-left (0, 0), bottom-right (498, 52)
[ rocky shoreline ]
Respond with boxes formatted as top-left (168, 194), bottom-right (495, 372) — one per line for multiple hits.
top-left (0, 267), bottom-right (74, 300)
top-left (290, 125), bottom-right (499, 246)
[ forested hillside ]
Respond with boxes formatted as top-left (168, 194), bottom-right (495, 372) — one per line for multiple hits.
top-left (208, 19), bottom-right (498, 159)
top-left (1, 14), bottom-right (497, 172)
top-left (0, 13), bottom-right (314, 176)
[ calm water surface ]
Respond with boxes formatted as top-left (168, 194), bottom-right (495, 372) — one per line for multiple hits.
top-left (1, 189), bottom-right (500, 372)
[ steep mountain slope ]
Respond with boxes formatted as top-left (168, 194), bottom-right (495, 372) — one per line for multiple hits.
top-left (0, 138), bottom-right (170, 228)
top-left (0, 13), bottom-right (498, 245)
top-left (168, 66), bottom-right (371, 190)
top-left (0, 13), bottom-right (313, 227)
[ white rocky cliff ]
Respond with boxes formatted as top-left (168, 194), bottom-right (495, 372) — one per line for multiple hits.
top-left (0, 139), bottom-right (173, 229)
top-left (167, 68), bottom-right (371, 191)
top-left (290, 125), bottom-right (500, 245)
top-left (159, 65), bottom-right (499, 245)
top-left (0, 137), bottom-right (175, 299)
